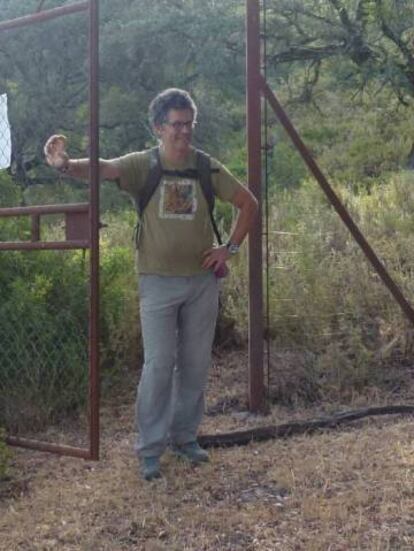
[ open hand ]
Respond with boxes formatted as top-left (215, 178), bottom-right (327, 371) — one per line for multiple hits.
top-left (44, 134), bottom-right (69, 169)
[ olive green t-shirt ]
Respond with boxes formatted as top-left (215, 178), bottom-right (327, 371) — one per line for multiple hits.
top-left (116, 147), bottom-right (243, 276)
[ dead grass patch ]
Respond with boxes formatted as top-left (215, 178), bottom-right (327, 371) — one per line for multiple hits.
top-left (1, 351), bottom-right (414, 550)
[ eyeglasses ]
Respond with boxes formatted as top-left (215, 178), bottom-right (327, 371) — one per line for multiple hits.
top-left (163, 120), bottom-right (196, 131)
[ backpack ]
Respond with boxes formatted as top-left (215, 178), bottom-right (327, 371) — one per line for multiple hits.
top-left (135, 146), bottom-right (222, 246)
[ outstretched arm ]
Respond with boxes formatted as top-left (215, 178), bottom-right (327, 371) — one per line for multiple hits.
top-left (44, 134), bottom-right (120, 181)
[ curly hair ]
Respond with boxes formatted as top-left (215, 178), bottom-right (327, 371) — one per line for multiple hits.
top-left (148, 88), bottom-right (198, 129)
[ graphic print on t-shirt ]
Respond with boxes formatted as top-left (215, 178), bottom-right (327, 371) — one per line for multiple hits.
top-left (159, 178), bottom-right (197, 220)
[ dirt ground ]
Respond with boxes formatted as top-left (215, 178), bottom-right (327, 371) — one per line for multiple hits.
top-left (1, 351), bottom-right (414, 550)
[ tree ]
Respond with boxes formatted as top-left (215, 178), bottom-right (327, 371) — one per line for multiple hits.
top-left (0, 0), bottom-right (247, 191)
top-left (0, 1), bottom-right (89, 188)
top-left (264, 0), bottom-right (414, 105)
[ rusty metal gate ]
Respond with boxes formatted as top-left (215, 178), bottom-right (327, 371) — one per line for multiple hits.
top-left (0, 1), bottom-right (100, 460)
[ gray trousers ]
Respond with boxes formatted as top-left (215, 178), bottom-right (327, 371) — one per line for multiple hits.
top-left (135, 272), bottom-right (219, 457)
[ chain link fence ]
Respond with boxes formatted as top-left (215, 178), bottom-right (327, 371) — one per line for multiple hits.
top-left (0, 248), bottom-right (90, 444)
top-left (263, 178), bottom-right (414, 407)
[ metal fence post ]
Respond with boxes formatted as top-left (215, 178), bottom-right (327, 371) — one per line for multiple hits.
top-left (246, 0), bottom-right (265, 412)
top-left (88, 0), bottom-right (100, 461)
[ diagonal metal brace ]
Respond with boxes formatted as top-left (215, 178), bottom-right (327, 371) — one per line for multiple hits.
top-left (260, 75), bottom-right (414, 327)
top-left (0, 1), bottom-right (89, 33)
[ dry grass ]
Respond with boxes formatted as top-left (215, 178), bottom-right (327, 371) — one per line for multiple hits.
top-left (1, 351), bottom-right (414, 550)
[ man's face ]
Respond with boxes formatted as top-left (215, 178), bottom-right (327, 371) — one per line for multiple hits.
top-left (156, 108), bottom-right (194, 153)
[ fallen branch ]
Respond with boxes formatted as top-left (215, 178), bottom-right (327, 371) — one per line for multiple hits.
top-left (198, 405), bottom-right (414, 448)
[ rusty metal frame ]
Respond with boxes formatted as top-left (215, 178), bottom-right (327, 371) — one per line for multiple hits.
top-left (0, 2), bottom-right (89, 32)
top-left (246, 0), bottom-right (265, 412)
top-left (246, 0), bottom-right (414, 412)
top-left (1, 0), bottom-right (100, 460)
top-left (0, 203), bottom-right (90, 250)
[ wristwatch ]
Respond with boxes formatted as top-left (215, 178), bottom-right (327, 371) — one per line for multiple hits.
top-left (226, 241), bottom-right (240, 255)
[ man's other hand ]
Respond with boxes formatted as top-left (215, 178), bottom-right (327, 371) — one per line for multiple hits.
top-left (202, 245), bottom-right (230, 274)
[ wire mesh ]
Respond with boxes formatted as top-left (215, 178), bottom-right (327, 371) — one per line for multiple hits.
top-left (0, 250), bottom-right (89, 443)
top-left (0, 4), bottom-right (95, 454)
top-left (256, 0), bottom-right (414, 408)
top-left (262, 171), bottom-right (414, 406)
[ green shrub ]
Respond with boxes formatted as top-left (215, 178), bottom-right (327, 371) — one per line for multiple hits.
top-left (99, 236), bottom-right (141, 390)
top-left (0, 171), bottom-right (22, 207)
top-left (225, 173), bottom-right (414, 403)
top-left (0, 250), bottom-right (89, 430)
top-left (2, 170), bottom-right (414, 423)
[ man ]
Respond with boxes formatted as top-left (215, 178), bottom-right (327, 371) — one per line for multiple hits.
top-left (45, 88), bottom-right (258, 480)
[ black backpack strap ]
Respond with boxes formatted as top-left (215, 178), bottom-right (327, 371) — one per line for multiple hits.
top-left (137, 147), bottom-right (163, 217)
top-left (196, 150), bottom-right (222, 245)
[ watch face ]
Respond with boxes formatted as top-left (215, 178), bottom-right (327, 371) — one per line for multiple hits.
top-left (228, 243), bottom-right (239, 255)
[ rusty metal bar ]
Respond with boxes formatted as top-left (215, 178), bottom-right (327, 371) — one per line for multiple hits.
top-left (88, 0), bottom-right (100, 461)
top-left (65, 211), bottom-right (90, 241)
top-left (0, 240), bottom-right (89, 251)
top-left (0, 2), bottom-right (89, 33)
top-left (0, 203), bottom-right (89, 217)
top-left (6, 436), bottom-right (91, 459)
top-left (31, 214), bottom-right (41, 241)
top-left (261, 76), bottom-right (414, 326)
top-left (246, 0), bottom-right (265, 412)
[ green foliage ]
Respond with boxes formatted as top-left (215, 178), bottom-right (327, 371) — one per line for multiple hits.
top-left (0, 0), bottom-right (247, 188)
top-left (269, 139), bottom-right (308, 190)
top-left (0, 2), bottom-right (89, 186)
top-left (0, 249), bottom-right (89, 430)
top-left (99, 216), bottom-right (141, 390)
top-left (265, 0), bottom-right (414, 102)
top-left (0, 210), bottom-right (141, 430)
top-left (277, 85), bottom-right (414, 188)
top-left (0, 171), bottom-right (21, 206)
top-left (225, 172), bottom-right (414, 403)
top-left (0, 172), bottom-right (29, 241)
top-left (1, 0), bottom-right (414, 204)
top-left (2, 170), bottom-right (414, 419)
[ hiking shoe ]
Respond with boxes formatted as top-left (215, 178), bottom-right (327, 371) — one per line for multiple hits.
top-left (140, 456), bottom-right (161, 481)
top-left (172, 442), bottom-right (209, 464)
